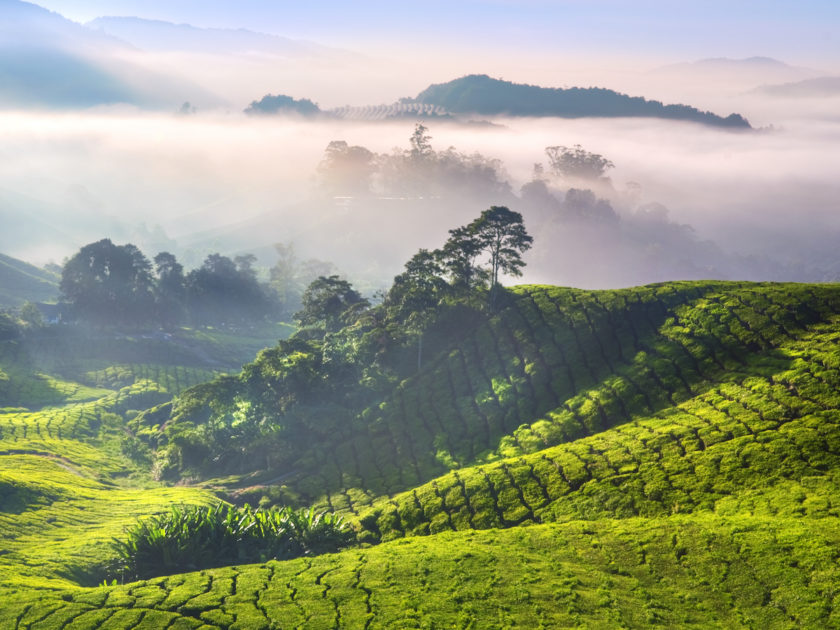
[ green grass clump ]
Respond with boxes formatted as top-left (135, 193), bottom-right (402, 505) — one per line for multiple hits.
top-left (112, 503), bottom-right (354, 581)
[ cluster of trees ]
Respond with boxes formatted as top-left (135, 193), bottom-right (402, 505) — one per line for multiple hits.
top-left (59, 239), bottom-right (273, 328)
top-left (244, 94), bottom-right (321, 117)
top-left (409, 74), bottom-right (751, 128)
top-left (146, 206), bottom-right (533, 478)
top-left (318, 124), bottom-right (512, 200)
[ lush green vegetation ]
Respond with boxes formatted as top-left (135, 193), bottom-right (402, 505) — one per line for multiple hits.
top-left (112, 503), bottom-right (353, 581)
top-left (0, 320), bottom-right (289, 596)
top-left (4, 275), bottom-right (840, 627)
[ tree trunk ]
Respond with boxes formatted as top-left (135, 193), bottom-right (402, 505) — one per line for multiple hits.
top-left (417, 333), bottom-right (423, 371)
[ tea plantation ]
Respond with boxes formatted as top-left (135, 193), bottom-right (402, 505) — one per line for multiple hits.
top-left (4, 282), bottom-right (840, 628)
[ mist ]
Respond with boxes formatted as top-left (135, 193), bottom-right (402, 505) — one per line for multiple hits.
top-left (3, 7), bottom-right (840, 293)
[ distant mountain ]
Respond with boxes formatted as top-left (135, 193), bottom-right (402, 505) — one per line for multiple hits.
top-left (86, 17), bottom-right (342, 58)
top-left (753, 76), bottom-right (840, 98)
top-left (407, 75), bottom-right (750, 128)
top-left (0, 0), bottom-right (126, 51)
top-left (651, 57), bottom-right (820, 89)
top-left (0, 252), bottom-right (59, 307)
top-left (0, 1), bottom-right (220, 109)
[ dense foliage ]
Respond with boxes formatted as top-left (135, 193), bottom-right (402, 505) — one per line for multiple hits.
top-left (410, 74), bottom-right (752, 127)
top-left (59, 240), bottom-right (274, 328)
top-left (112, 503), bottom-right (353, 581)
top-left (244, 93), bottom-right (321, 116)
top-left (145, 207), bottom-right (532, 479)
top-left (317, 123), bottom-right (513, 199)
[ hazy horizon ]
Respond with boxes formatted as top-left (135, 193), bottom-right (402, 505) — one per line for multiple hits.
top-left (2, 0), bottom-right (840, 292)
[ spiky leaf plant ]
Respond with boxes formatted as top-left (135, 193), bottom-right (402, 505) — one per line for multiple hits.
top-left (111, 503), bottom-right (354, 581)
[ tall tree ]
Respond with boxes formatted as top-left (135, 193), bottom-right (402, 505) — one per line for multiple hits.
top-left (439, 225), bottom-right (486, 292)
top-left (386, 249), bottom-right (449, 369)
top-left (154, 252), bottom-right (186, 328)
top-left (317, 140), bottom-right (376, 196)
top-left (464, 206), bottom-right (533, 308)
top-left (186, 253), bottom-right (268, 325)
top-left (60, 239), bottom-right (154, 327)
top-left (545, 144), bottom-right (614, 181)
top-left (295, 276), bottom-right (369, 334)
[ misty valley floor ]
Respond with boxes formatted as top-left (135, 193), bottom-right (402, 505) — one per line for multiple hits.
top-left (3, 281), bottom-right (840, 628)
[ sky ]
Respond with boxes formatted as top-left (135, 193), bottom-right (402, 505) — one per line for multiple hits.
top-left (30, 0), bottom-right (840, 68)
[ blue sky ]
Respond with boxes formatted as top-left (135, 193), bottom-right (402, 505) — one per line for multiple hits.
top-left (29, 0), bottom-right (840, 66)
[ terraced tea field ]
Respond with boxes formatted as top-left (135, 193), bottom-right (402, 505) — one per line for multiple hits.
top-left (4, 283), bottom-right (840, 628)
top-left (0, 324), bottom-right (290, 596)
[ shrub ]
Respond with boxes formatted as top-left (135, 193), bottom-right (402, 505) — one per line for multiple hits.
top-left (111, 503), bottom-right (354, 581)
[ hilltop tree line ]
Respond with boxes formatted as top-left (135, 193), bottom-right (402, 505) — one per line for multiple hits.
top-left (137, 206), bottom-right (532, 478)
top-left (58, 239), bottom-right (336, 328)
top-left (316, 123), bottom-right (629, 223)
top-left (317, 123), bottom-right (513, 199)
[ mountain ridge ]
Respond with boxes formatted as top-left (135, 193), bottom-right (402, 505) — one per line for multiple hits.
top-left (404, 74), bottom-right (751, 128)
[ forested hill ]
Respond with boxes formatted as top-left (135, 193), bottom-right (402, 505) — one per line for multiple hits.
top-left (408, 74), bottom-right (752, 128)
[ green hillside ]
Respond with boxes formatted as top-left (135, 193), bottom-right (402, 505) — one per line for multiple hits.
top-left (0, 252), bottom-right (59, 307)
top-left (410, 74), bottom-right (752, 128)
top-left (3, 281), bottom-right (840, 627)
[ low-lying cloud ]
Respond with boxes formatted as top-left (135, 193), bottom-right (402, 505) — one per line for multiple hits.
top-left (2, 81), bottom-right (839, 291)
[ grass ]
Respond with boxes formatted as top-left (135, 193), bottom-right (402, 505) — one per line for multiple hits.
top-left (2, 515), bottom-right (840, 628)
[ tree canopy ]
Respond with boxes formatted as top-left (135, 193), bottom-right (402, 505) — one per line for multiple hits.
top-left (295, 275), bottom-right (369, 334)
top-left (60, 238), bottom-right (154, 326)
top-left (545, 144), bottom-right (614, 180)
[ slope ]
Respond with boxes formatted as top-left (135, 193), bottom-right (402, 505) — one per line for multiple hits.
top-left (253, 281), bottom-right (839, 521)
top-left (0, 323), bottom-right (291, 594)
top-left (3, 281), bottom-right (840, 627)
top-left (3, 514), bottom-right (840, 628)
top-left (0, 252), bottom-right (59, 307)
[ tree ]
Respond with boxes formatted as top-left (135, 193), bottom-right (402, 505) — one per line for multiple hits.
top-left (186, 253), bottom-right (269, 325)
top-left (19, 302), bottom-right (44, 328)
top-left (295, 276), bottom-right (369, 334)
top-left (467, 206), bottom-right (533, 307)
top-left (0, 312), bottom-right (19, 340)
top-left (234, 254), bottom-right (258, 281)
top-left (439, 225), bottom-right (486, 292)
top-left (317, 140), bottom-right (376, 197)
top-left (154, 252), bottom-right (186, 328)
top-left (408, 123), bottom-right (433, 161)
top-left (270, 243), bottom-right (338, 319)
top-left (386, 249), bottom-right (449, 369)
top-left (60, 239), bottom-right (155, 327)
top-left (244, 94), bottom-right (320, 117)
top-left (564, 189), bottom-right (618, 223)
top-left (545, 144), bottom-right (614, 180)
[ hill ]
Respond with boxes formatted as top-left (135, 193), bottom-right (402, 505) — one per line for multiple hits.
top-left (407, 74), bottom-right (751, 128)
top-left (754, 76), bottom-right (840, 98)
top-left (651, 56), bottom-right (820, 88)
top-left (3, 280), bottom-right (840, 626)
top-left (86, 17), bottom-right (340, 58)
top-left (0, 0), bottom-right (219, 109)
top-left (0, 252), bottom-right (59, 307)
